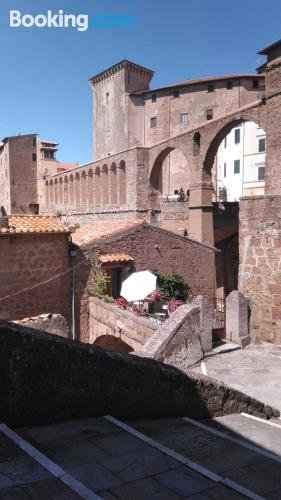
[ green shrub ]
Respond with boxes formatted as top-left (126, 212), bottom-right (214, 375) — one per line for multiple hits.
top-left (152, 269), bottom-right (190, 302)
top-left (91, 257), bottom-right (110, 298)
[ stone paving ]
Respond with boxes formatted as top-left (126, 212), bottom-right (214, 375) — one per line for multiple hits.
top-left (18, 417), bottom-right (246, 499)
top-left (0, 433), bottom-right (81, 499)
top-left (191, 345), bottom-right (281, 412)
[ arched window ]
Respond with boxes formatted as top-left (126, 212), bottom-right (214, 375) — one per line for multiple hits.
top-left (102, 164), bottom-right (109, 205)
top-left (119, 160), bottom-right (126, 205)
top-left (110, 163), bottom-right (117, 205)
top-left (75, 173), bottom-right (80, 207)
top-left (87, 169), bottom-right (94, 205)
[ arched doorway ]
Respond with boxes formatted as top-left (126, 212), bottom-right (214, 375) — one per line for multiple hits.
top-left (93, 335), bottom-right (134, 353)
top-left (203, 117), bottom-right (266, 339)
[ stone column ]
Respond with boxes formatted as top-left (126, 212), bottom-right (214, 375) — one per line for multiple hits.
top-left (226, 291), bottom-right (250, 348)
top-left (188, 182), bottom-right (214, 246)
top-left (192, 295), bottom-right (213, 353)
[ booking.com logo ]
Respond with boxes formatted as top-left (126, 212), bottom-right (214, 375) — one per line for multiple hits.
top-left (9, 10), bottom-right (137, 31)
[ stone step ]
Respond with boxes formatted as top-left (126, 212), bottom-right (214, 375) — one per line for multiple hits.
top-left (127, 414), bottom-right (281, 499)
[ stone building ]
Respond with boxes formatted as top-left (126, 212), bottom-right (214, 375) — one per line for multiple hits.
top-left (0, 133), bottom-right (76, 214)
top-left (72, 219), bottom-right (216, 343)
top-left (0, 214), bottom-right (71, 329)
top-left (216, 121), bottom-right (266, 201)
top-left (42, 63), bottom-right (264, 227)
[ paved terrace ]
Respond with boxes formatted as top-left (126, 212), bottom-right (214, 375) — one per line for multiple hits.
top-left (191, 345), bottom-right (281, 413)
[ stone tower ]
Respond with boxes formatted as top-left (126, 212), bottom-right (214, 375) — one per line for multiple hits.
top-left (89, 60), bottom-right (153, 160)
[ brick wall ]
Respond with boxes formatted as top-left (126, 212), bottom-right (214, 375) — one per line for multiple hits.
top-left (0, 233), bottom-right (71, 325)
top-left (75, 224), bottom-right (216, 342)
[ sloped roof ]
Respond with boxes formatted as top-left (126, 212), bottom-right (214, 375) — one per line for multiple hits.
top-left (0, 215), bottom-right (69, 234)
top-left (72, 220), bottom-right (143, 246)
top-left (99, 253), bottom-right (134, 264)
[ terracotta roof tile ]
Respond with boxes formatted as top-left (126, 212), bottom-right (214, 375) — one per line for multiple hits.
top-left (99, 253), bottom-right (134, 264)
top-left (0, 215), bottom-right (69, 234)
top-left (72, 220), bottom-right (144, 246)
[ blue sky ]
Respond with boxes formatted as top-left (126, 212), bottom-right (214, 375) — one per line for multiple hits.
top-left (0, 0), bottom-right (280, 163)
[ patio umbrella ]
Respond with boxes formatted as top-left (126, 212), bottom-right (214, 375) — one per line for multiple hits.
top-left (120, 270), bottom-right (157, 302)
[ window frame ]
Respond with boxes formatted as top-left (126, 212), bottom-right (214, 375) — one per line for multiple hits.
top-left (180, 112), bottom-right (189, 125)
top-left (234, 128), bottom-right (241, 145)
top-left (234, 159), bottom-right (240, 174)
top-left (150, 116), bottom-right (157, 129)
top-left (258, 137), bottom-right (266, 153)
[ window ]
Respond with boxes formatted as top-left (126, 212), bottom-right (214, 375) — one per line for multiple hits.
top-left (224, 136), bottom-right (227, 148)
top-left (234, 128), bottom-right (241, 144)
top-left (12, 177), bottom-right (15, 185)
top-left (208, 84), bottom-right (214, 93)
top-left (252, 80), bottom-right (259, 89)
top-left (181, 112), bottom-right (189, 125)
top-left (151, 94), bottom-right (157, 102)
top-left (106, 92), bottom-right (109, 102)
top-left (173, 90), bottom-right (179, 98)
top-left (206, 109), bottom-right (213, 120)
top-left (259, 138), bottom-right (266, 152)
top-left (150, 117), bottom-right (157, 128)
top-left (32, 170), bottom-right (35, 177)
top-left (32, 153), bottom-right (37, 161)
top-left (234, 159), bottom-right (240, 174)
top-left (258, 165), bottom-right (265, 180)
top-left (32, 137), bottom-right (36, 147)
top-left (224, 162), bottom-right (226, 177)
top-left (227, 81), bottom-right (233, 90)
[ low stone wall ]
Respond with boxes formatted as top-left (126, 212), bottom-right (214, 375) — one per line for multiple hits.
top-left (0, 320), bottom-right (278, 428)
top-left (89, 297), bottom-right (157, 351)
top-left (137, 304), bottom-right (204, 369)
top-left (15, 314), bottom-right (70, 339)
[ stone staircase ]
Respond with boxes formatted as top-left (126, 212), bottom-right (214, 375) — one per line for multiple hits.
top-left (1, 413), bottom-right (281, 498)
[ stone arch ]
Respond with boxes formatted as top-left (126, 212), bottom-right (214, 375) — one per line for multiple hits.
top-left (95, 167), bottom-right (101, 204)
top-left (75, 172), bottom-right (80, 207)
top-left (110, 163), bottom-right (117, 205)
top-left (202, 116), bottom-right (266, 201)
top-left (58, 177), bottom-right (63, 204)
top-left (102, 164), bottom-right (109, 205)
top-left (63, 176), bottom-right (68, 206)
top-left (193, 132), bottom-right (201, 156)
top-left (49, 180), bottom-right (54, 205)
top-left (54, 178), bottom-right (58, 205)
top-left (87, 169), bottom-right (94, 205)
top-left (69, 174), bottom-right (74, 207)
top-left (81, 170), bottom-right (87, 206)
top-left (118, 160), bottom-right (126, 205)
top-left (45, 180), bottom-right (49, 206)
top-left (93, 334), bottom-right (134, 353)
top-left (149, 147), bottom-right (189, 208)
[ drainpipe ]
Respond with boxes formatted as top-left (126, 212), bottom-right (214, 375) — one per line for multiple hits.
top-left (69, 241), bottom-right (77, 340)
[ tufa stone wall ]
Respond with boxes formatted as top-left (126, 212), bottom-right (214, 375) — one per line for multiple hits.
top-left (0, 233), bottom-right (70, 324)
top-left (137, 304), bottom-right (204, 369)
top-left (89, 296), bottom-right (157, 351)
top-left (15, 314), bottom-right (70, 339)
top-left (0, 320), bottom-right (278, 428)
top-left (239, 196), bottom-right (281, 343)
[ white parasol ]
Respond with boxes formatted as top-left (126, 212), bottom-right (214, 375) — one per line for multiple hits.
top-left (120, 270), bottom-right (157, 302)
